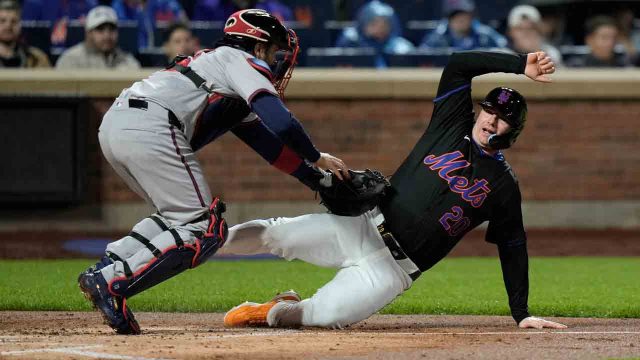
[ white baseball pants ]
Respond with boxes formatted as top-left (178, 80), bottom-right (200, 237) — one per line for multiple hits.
top-left (219, 208), bottom-right (415, 328)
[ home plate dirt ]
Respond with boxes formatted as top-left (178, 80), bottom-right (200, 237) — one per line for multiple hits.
top-left (1, 312), bottom-right (638, 359)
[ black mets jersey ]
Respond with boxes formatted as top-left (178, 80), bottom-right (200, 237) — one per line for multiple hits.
top-left (379, 51), bottom-right (530, 323)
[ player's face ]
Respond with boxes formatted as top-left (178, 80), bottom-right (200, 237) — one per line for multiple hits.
top-left (0, 9), bottom-right (20, 43)
top-left (473, 109), bottom-right (511, 152)
top-left (255, 43), bottom-right (280, 66)
top-left (87, 23), bottom-right (118, 53)
top-left (165, 28), bottom-right (195, 59)
top-left (365, 16), bottom-right (391, 42)
top-left (449, 12), bottom-right (473, 36)
top-left (508, 19), bottom-right (542, 53)
top-left (586, 25), bottom-right (617, 60)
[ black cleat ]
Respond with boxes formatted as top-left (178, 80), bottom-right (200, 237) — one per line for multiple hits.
top-left (78, 271), bottom-right (141, 335)
top-left (77, 256), bottom-right (113, 282)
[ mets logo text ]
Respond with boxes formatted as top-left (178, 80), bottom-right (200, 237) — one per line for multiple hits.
top-left (423, 151), bottom-right (491, 208)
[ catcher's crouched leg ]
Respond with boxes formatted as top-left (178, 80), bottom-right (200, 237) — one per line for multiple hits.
top-left (110, 198), bottom-right (228, 299)
top-left (80, 198), bottom-right (227, 334)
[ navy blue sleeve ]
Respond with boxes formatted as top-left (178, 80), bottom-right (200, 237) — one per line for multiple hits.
top-left (232, 120), bottom-right (326, 190)
top-left (250, 92), bottom-right (321, 163)
top-left (498, 243), bottom-right (530, 324)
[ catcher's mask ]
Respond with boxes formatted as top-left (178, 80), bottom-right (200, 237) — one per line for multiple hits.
top-left (223, 9), bottom-right (299, 99)
top-left (479, 87), bottom-right (527, 150)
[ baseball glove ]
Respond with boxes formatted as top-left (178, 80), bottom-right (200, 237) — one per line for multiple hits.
top-left (319, 169), bottom-right (390, 216)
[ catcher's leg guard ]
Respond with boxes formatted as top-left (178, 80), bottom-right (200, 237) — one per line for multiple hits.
top-left (109, 198), bottom-right (228, 298)
top-left (79, 214), bottom-right (171, 279)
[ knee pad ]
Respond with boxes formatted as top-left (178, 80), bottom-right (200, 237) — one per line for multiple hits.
top-left (109, 198), bottom-right (228, 298)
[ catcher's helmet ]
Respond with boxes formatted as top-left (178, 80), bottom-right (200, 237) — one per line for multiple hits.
top-left (223, 9), bottom-right (291, 50)
top-left (222, 9), bottom-right (299, 99)
top-left (479, 87), bottom-right (527, 150)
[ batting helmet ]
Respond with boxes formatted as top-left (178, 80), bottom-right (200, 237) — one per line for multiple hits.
top-left (479, 87), bottom-right (527, 150)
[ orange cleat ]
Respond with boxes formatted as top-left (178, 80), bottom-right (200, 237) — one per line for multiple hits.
top-left (224, 290), bottom-right (300, 327)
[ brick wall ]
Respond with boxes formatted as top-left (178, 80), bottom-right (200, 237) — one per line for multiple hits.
top-left (90, 99), bottom-right (640, 203)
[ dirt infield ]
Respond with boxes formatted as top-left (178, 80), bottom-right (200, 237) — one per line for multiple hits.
top-left (1, 312), bottom-right (638, 360)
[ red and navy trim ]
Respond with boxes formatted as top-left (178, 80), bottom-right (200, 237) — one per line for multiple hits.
top-left (169, 127), bottom-right (206, 207)
top-left (272, 146), bottom-right (303, 174)
top-left (247, 58), bottom-right (274, 81)
top-left (224, 9), bottom-right (270, 42)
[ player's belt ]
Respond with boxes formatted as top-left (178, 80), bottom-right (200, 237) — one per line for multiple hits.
top-left (128, 99), bottom-right (184, 132)
top-left (373, 212), bottom-right (422, 281)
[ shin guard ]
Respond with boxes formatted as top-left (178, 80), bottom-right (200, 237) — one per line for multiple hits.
top-left (109, 198), bottom-right (228, 298)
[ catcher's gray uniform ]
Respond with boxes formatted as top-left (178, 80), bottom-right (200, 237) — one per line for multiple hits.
top-left (98, 46), bottom-right (278, 284)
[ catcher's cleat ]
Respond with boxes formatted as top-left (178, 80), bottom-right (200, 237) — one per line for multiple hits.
top-left (224, 290), bottom-right (301, 327)
top-left (78, 271), bottom-right (141, 335)
top-left (77, 256), bottom-right (113, 281)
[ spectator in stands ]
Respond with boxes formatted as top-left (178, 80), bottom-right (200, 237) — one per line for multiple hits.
top-left (614, 6), bottom-right (640, 64)
top-left (420, 0), bottom-right (507, 50)
top-left (162, 22), bottom-right (195, 65)
top-left (56, 6), bottom-right (140, 69)
top-left (111, 0), bottom-right (188, 49)
top-left (507, 5), bottom-right (562, 66)
top-left (0, 0), bottom-right (50, 67)
top-left (192, 0), bottom-right (293, 22)
top-left (335, 0), bottom-right (414, 68)
top-left (568, 15), bottom-right (628, 68)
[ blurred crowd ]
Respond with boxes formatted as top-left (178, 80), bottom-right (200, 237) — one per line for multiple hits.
top-left (1, 0), bottom-right (639, 69)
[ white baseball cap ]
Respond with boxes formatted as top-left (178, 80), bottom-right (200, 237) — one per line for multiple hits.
top-left (85, 6), bottom-right (118, 31)
top-left (508, 5), bottom-right (541, 28)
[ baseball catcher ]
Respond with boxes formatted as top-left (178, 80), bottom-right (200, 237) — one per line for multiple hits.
top-left (78, 9), bottom-right (351, 335)
top-left (220, 50), bottom-right (568, 331)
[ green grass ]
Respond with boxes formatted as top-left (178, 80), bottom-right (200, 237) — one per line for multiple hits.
top-left (0, 258), bottom-right (638, 318)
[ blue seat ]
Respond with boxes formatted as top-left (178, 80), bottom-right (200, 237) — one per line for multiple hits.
top-left (385, 50), bottom-right (452, 67)
top-left (324, 20), bottom-right (354, 46)
top-left (190, 21), bottom-right (224, 49)
top-left (137, 47), bottom-right (167, 67)
top-left (403, 20), bottom-right (438, 47)
top-left (65, 20), bottom-right (84, 48)
top-left (117, 21), bottom-right (139, 54)
top-left (305, 47), bottom-right (377, 67)
top-left (20, 21), bottom-right (52, 53)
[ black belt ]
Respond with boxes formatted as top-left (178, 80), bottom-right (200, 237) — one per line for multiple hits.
top-left (377, 222), bottom-right (422, 281)
top-left (128, 99), bottom-right (184, 132)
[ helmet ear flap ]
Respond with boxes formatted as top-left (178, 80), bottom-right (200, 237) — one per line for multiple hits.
top-left (488, 133), bottom-right (513, 150)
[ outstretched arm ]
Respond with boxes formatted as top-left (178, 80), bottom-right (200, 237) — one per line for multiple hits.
top-left (498, 243), bottom-right (567, 329)
top-left (250, 93), bottom-right (350, 180)
top-left (431, 51), bottom-right (555, 131)
top-left (489, 186), bottom-right (565, 329)
top-left (232, 119), bottom-right (333, 190)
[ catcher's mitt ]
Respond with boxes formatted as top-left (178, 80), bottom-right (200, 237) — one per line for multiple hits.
top-left (319, 169), bottom-right (390, 216)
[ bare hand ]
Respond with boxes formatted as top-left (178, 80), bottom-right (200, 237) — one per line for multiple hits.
top-left (314, 153), bottom-right (350, 181)
top-left (519, 316), bottom-right (567, 329)
top-left (524, 52), bottom-right (555, 83)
